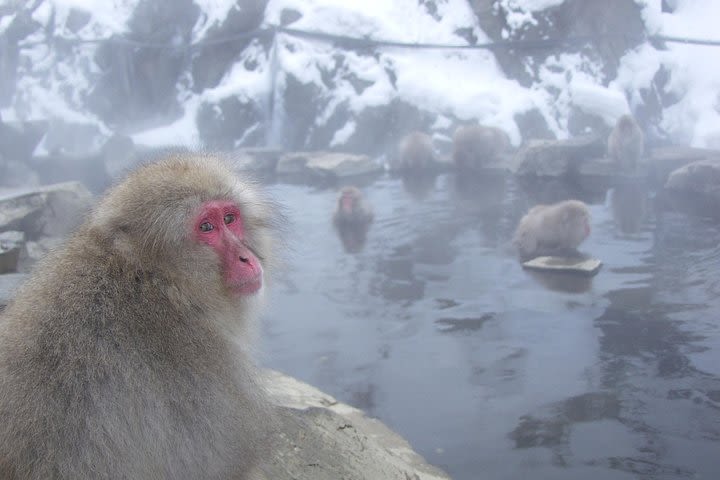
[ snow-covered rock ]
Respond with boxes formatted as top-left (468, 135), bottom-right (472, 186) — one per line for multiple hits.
top-left (277, 151), bottom-right (381, 179)
top-left (515, 134), bottom-right (606, 177)
top-left (2, 0), bottom-right (720, 175)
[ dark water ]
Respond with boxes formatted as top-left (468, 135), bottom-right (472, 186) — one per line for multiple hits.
top-left (261, 172), bottom-right (720, 480)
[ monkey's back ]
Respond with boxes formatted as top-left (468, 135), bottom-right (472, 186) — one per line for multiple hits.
top-left (0, 232), bottom-right (270, 479)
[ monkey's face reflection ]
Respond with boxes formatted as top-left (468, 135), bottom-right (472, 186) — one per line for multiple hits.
top-left (194, 199), bottom-right (263, 296)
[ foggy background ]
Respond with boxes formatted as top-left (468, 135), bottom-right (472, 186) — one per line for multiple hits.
top-left (2, 1), bottom-right (720, 479)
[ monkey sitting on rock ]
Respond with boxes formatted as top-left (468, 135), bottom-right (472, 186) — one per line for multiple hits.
top-left (0, 154), bottom-right (279, 479)
top-left (513, 200), bottom-right (591, 260)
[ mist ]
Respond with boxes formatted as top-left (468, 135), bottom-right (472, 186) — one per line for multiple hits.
top-left (2, 1), bottom-right (720, 479)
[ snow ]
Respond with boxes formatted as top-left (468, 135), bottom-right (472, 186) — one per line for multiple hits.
top-left (7, 0), bottom-right (720, 152)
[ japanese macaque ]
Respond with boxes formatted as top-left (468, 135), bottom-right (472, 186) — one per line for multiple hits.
top-left (452, 124), bottom-right (511, 170)
top-left (0, 154), bottom-right (278, 479)
top-left (607, 114), bottom-right (644, 172)
top-left (513, 200), bottom-right (591, 259)
top-left (391, 131), bottom-right (437, 171)
top-left (333, 186), bottom-right (373, 253)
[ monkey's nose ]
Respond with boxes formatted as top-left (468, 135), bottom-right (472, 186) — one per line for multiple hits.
top-left (239, 255), bottom-right (250, 263)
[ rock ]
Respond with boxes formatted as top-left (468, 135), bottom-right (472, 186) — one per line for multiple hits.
top-left (0, 119), bottom-right (47, 162)
top-left (0, 182), bottom-right (93, 240)
top-left (277, 151), bottom-right (381, 179)
top-left (190, 0), bottom-right (269, 92)
top-left (277, 152), bottom-right (383, 178)
top-left (233, 148), bottom-right (281, 172)
top-left (471, 0), bottom-right (645, 88)
top-left (649, 146), bottom-right (720, 186)
top-left (522, 256), bottom-right (602, 276)
top-left (665, 160), bottom-right (720, 197)
top-left (41, 120), bottom-right (105, 157)
top-left (196, 97), bottom-right (266, 149)
top-left (263, 370), bottom-right (450, 480)
top-left (0, 273), bottom-right (27, 310)
top-left (574, 156), bottom-right (646, 193)
top-left (87, 0), bottom-right (199, 128)
top-left (515, 134), bottom-right (606, 177)
top-left (276, 152), bottom-right (311, 175)
top-left (0, 231), bottom-right (24, 274)
top-left (307, 152), bottom-right (382, 178)
top-left (662, 159), bottom-right (720, 219)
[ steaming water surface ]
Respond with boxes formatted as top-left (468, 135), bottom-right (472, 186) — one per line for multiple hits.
top-left (262, 173), bottom-right (720, 480)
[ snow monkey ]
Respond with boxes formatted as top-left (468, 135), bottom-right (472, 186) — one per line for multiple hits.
top-left (392, 131), bottom-right (437, 171)
top-left (452, 124), bottom-right (511, 170)
top-left (333, 186), bottom-right (373, 253)
top-left (607, 114), bottom-right (644, 172)
top-left (0, 153), bottom-right (280, 479)
top-left (513, 199), bottom-right (591, 259)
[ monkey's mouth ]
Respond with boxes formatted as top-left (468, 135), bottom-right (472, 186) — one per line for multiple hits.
top-left (228, 275), bottom-right (262, 296)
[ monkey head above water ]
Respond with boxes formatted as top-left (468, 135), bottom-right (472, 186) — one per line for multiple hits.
top-left (0, 154), bottom-right (279, 479)
top-left (513, 199), bottom-right (591, 259)
top-left (333, 186), bottom-right (373, 253)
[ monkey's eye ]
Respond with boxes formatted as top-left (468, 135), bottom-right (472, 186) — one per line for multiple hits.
top-left (223, 213), bottom-right (235, 225)
top-left (199, 222), bottom-right (214, 232)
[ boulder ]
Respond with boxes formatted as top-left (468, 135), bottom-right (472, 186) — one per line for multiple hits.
top-left (190, 0), bottom-right (269, 92)
top-left (649, 146), bottom-right (720, 186)
top-left (233, 148), bottom-right (282, 172)
top-left (665, 160), bottom-right (720, 197)
top-left (0, 182), bottom-right (93, 240)
top-left (0, 231), bottom-right (24, 274)
top-left (263, 370), bottom-right (450, 480)
top-left (277, 152), bottom-right (382, 179)
top-left (515, 134), bottom-right (606, 177)
top-left (196, 97), bottom-right (266, 149)
top-left (663, 159), bottom-right (720, 218)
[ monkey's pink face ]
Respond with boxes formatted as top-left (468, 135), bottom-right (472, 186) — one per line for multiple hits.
top-left (193, 200), bottom-right (263, 296)
top-left (339, 192), bottom-right (357, 214)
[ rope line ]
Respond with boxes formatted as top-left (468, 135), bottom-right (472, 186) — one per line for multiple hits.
top-left (14, 24), bottom-right (720, 51)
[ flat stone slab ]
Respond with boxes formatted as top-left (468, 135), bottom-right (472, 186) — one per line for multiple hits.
top-left (522, 256), bottom-right (603, 276)
top-left (277, 152), bottom-right (383, 179)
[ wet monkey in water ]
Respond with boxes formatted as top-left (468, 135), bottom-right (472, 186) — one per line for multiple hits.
top-left (392, 131), bottom-right (437, 171)
top-left (513, 199), bottom-right (591, 259)
top-left (452, 124), bottom-right (511, 169)
top-left (0, 154), bottom-right (280, 479)
top-left (333, 186), bottom-right (373, 253)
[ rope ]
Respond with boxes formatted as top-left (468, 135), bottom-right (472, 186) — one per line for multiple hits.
top-left (14, 24), bottom-right (720, 51)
